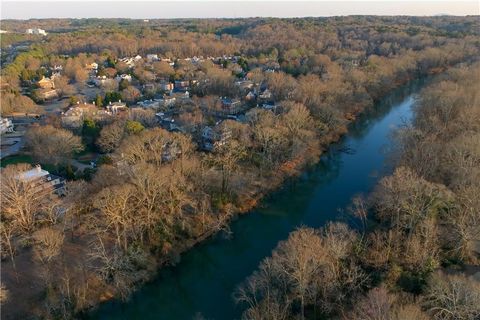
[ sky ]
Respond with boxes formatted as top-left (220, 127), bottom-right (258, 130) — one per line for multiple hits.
top-left (1, 1), bottom-right (478, 20)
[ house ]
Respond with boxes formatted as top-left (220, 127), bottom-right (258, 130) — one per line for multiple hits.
top-left (138, 99), bottom-right (161, 109)
top-left (63, 103), bottom-right (101, 117)
top-left (245, 91), bottom-right (256, 101)
top-left (220, 97), bottom-right (242, 114)
top-left (146, 54), bottom-right (159, 62)
top-left (93, 75), bottom-right (115, 87)
top-left (120, 56), bottom-right (141, 68)
top-left (159, 82), bottom-right (174, 91)
top-left (37, 76), bottom-right (55, 89)
top-left (162, 97), bottom-right (177, 108)
top-left (235, 80), bottom-right (254, 91)
top-left (174, 80), bottom-right (190, 91)
top-left (85, 62), bottom-right (98, 70)
top-left (61, 103), bottom-right (109, 128)
top-left (26, 28), bottom-right (47, 36)
top-left (37, 89), bottom-right (58, 100)
top-left (170, 91), bottom-right (190, 101)
top-left (107, 101), bottom-right (128, 115)
top-left (52, 65), bottom-right (63, 72)
top-left (17, 165), bottom-right (66, 196)
top-left (0, 117), bottom-right (14, 134)
top-left (201, 124), bottom-right (232, 151)
top-left (155, 113), bottom-right (184, 132)
top-left (161, 58), bottom-right (175, 66)
top-left (115, 74), bottom-right (132, 82)
top-left (258, 89), bottom-right (272, 100)
top-left (191, 56), bottom-right (202, 64)
top-left (261, 102), bottom-right (280, 111)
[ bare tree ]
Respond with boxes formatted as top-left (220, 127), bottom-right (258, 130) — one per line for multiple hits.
top-left (97, 121), bottom-right (125, 153)
top-left (348, 287), bottom-right (395, 320)
top-left (54, 75), bottom-right (76, 97)
top-left (121, 86), bottom-right (141, 104)
top-left (208, 139), bottom-right (247, 194)
top-left (1, 164), bottom-right (46, 232)
top-left (33, 227), bottom-right (65, 263)
top-left (236, 257), bottom-right (292, 320)
top-left (272, 227), bottom-right (324, 320)
top-left (93, 184), bottom-right (137, 251)
top-left (25, 125), bottom-right (84, 165)
top-left (424, 273), bottom-right (480, 320)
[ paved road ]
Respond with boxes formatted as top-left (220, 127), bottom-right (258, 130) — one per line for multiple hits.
top-left (0, 134), bottom-right (25, 159)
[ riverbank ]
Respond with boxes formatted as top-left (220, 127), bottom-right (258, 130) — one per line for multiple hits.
top-left (85, 72), bottom-right (442, 318)
top-left (90, 68), bottom-right (433, 320)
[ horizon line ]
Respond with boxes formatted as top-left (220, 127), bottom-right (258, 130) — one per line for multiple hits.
top-left (3, 14), bottom-right (478, 21)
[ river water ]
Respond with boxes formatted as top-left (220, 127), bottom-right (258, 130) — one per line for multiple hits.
top-left (91, 79), bottom-right (425, 320)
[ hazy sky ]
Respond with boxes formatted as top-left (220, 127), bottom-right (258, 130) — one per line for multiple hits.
top-left (1, 1), bottom-right (478, 19)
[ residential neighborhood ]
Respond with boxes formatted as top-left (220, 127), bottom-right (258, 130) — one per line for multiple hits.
top-left (1, 49), bottom-right (288, 176)
top-left (1, 13), bottom-right (479, 320)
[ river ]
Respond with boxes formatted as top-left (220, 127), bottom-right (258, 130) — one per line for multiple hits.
top-left (91, 79), bottom-right (426, 320)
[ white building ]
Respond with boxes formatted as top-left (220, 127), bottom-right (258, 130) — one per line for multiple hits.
top-left (115, 74), bottom-right (132, 82)
top-left (146, 54), bottom-right (159, 62)
top-left (61, 103), bottom-right (110, 128)
top-left (0, 117), bottom-right (14, 134)
top-left (107, 101), bottom-right (128, 114)
top-left (17, 165), bottom-right (66, 196)
top-left (26, 28), bottom-right (47, 36)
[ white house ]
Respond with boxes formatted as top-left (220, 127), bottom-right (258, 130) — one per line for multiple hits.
top-left (61, 103), bottom-right (110, 128)
top-left (52, 65), bottom-right (63, 71)
top-left (115, 74), bottom-right (132, 82)
top-left (93, 75), bottom-right (115, 87)
top-left (107, 101), bottom-right (128, 114)
top-left (17, 165), bottom-right (66, 196)
top-left (26, 28), bottom-right (47, 36)
top-left (146, 54), bottom-right (159, 62)
top-left (0, 117), bottom-right (14, 134)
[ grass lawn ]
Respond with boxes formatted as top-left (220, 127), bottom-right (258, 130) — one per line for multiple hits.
top-left (74, 145), bottom-right (99, 164)
top-left (1, 154), bottom-right (33, 167)
top-left (1, 154), bottom-right (59, 173)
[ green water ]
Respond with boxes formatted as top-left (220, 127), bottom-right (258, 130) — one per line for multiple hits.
top-left (91, 79), bottom-right (425, 320)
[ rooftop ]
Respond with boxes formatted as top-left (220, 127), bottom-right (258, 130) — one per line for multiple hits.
top-left (17, 165), bottom-right (49, 181)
